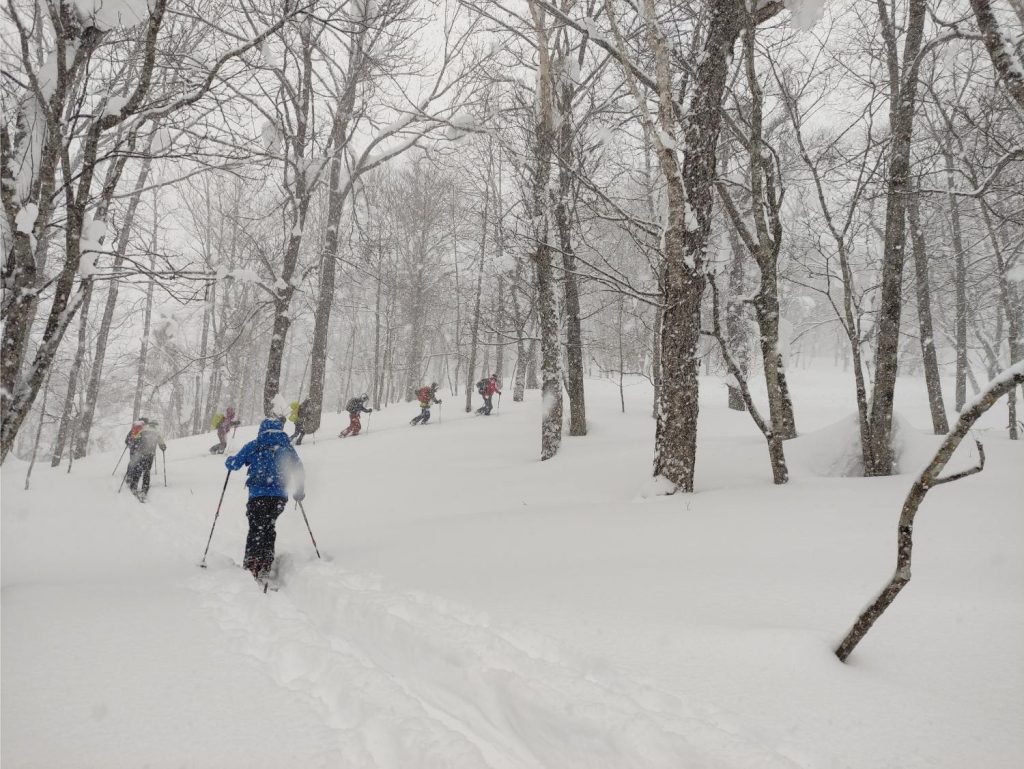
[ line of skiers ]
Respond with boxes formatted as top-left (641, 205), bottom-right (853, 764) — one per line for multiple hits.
top-left (121, 377), bottom-right (502, 584)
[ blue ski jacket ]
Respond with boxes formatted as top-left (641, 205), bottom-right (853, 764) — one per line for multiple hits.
top-left (225, 419), bottom-right (304, 499)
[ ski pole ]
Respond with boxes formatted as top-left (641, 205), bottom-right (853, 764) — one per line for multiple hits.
top-left (163, 450), bottom-right (167, 487)
top-left (296, 500), bottom-right (321, 559)
top-left (199, 470), bottom-right (232, 568)
top-left (366, 411), bottom-right (371, 435)
top-left (118, 465), bottom-right (129, 494)
top-left (111, 446), bottom-right (127, 476)
top-left (497, 393), bottom-right (502, 412)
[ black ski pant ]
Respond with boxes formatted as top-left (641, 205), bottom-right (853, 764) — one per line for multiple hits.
top-left (411, 407), bottom-right (431, 425)
top-left (479, 395), bottom-right (493, 415)
top-left (126, 454), bottom-right (154, 494)
top-left (243, 496), bottom-right (287, 573)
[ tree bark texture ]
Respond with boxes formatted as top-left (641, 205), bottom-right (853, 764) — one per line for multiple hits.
top-left (527, 0), bottom-right (563, 461)
top-left (652, 0), bottom-right (743, 491)
top-left (465, 183), bottom-right (489, 413)
top-left (554, 70), bottom-right (586, 437)
top-left (969, 0), bottom-right (1024, 110)
top-left (867, 0), bottom-right (927, 476)
top-left (941, 152), bottom-right (969, 411)
top-left (132, 252), bottom-right (156, 422)
top-left (907, 190), bottom-right (949, 434)
top-left (51, 283), bottom-right (93, 467)
top-left (262, 28), bottom-right (315, 417)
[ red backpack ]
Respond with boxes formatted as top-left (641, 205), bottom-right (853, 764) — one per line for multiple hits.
top-left (416, 386), bottom-right (431, 403)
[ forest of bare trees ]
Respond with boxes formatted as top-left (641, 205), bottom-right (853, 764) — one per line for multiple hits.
top-left (3, 0), bottom-right (1022, 491)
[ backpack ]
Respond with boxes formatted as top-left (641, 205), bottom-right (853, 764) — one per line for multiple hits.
top-left (138, 427), bottom-right (161, 455)
top-left (211, 413), bottom-right (224, 430)
top-left (476, 379), bottom-right (488, 395)
top-left (416, 386), bottom-right (431, 403)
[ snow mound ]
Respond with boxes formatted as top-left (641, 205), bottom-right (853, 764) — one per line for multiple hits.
top-left (789, 412), bottom-right (940, 477)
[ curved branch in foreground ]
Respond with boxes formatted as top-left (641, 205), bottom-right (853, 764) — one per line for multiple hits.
top-left (835, 361), bottom-right (1024, 662)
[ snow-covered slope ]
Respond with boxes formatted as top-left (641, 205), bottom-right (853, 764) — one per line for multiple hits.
top-left (3, 369), bottom-right (1022, 768)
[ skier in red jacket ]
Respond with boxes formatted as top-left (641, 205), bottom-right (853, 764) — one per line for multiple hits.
top-left (475, 374), bottom-right (501, 416)
top-left (410, 383), bottom-right (442, 426)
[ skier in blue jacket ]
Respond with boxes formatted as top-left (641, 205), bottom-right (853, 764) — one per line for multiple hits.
top-left (225, 417), bottom-right (305, 580)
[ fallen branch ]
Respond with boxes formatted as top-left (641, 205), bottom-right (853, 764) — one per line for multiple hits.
top-left (835, 361), bottom-right (1024, 662)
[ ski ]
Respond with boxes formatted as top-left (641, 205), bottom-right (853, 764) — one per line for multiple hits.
top-left (249, 564), bottom-right (280, 593)
top-left (255, 575), bottom-right (279, 593)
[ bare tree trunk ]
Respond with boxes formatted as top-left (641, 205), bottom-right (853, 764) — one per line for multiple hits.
top-left (618, 295), bottom-right (626, 413)
top-left (651, 304), bottom-right (663, 419)
top-left (526, 0), bottom-right (562, 460)
top-left (651, 0), bottom-right (746, 491)
top-left (262, 29), bottom-right (315, 417)
top-left (836, 362), bottom-right (1024, 661)
top-left (510, 261), bottom-right (528, 402)
top-left (465, 180), bottom-right (489, 413)
top-left (554, 76), bottom-right (586, 436)
top-left (753, 279), bottom-right (797, 442)
top-left (907, 190), bottom-right (949, 433)
top-left (371, 266), bottom-right (384, 409)
top-left (342, 320), bottom-right (358, 405)
top-left (403, 276), bottom-right (428, 401)
top-left (969, 0), bottom-right (1024, 110)
top-left (709, 278), bottom-right (788, 484)
top-left (724, 226), bottom-right (748, 412)
top-left (305, 151), bottom-right (349, 429)
top-left (867, 0), bottom-right (927, 476)
top-left (535, 239), bottom-right (563, 460)
top-left (495, 276), bottom-right (506, 381)
top-left (526, 337), bottom-right (540, 390)
top-left (51, 284), bottom-right (94, 466)
top-left (24, 371), bottom-right (52, 491)
top-left (938, 151), bottom-right (970, 412)
top-left (133, 207), bottom-right (159, 421)
top-left (202, 283), bottom-right (222, 426)
top-left (192, 283), bottom-right (212, 434)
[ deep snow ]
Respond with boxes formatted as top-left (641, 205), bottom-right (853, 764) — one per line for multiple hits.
top-left (3, 367), bottom-right (1022, 768)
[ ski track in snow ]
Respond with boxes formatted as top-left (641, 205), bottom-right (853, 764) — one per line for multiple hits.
top-left (188, 554), bottom-right (801, 769)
